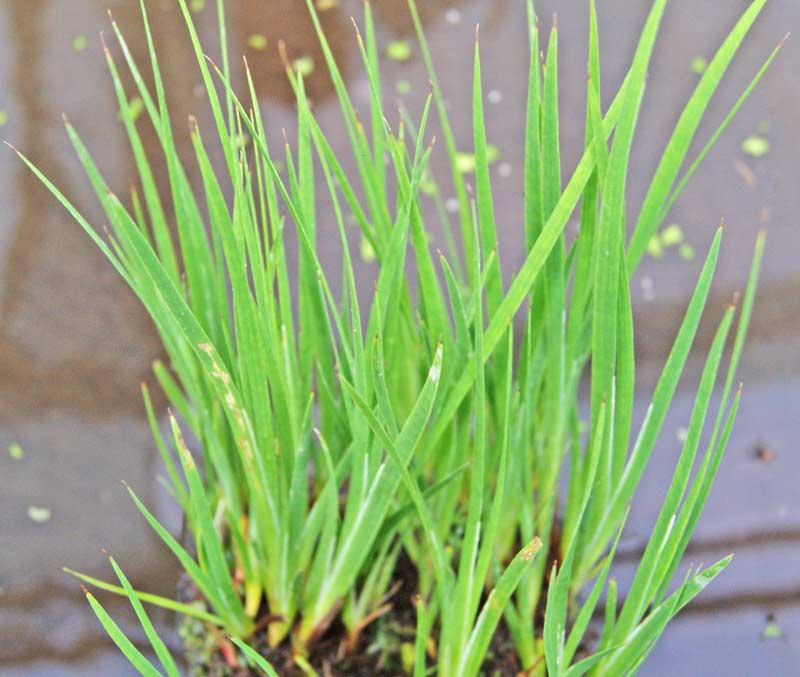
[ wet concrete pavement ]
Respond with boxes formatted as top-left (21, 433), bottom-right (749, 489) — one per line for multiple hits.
top-left (0, 0), bottom-right (798, 674)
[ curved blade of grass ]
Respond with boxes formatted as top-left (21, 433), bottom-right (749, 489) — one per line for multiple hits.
top-left (100, 34), bottom-right (178, 283)
top-left (457, 538), bottom-right (543, 677)
top-left (524, 0), bottom-right (543, 249)
top-left (562, 511), bottom-right (628, 668)
top-left (230, 637), bottom-right (279, 676)
top-left (338, 373), bottom-right (451, 598)
top-left (596, 556), bottom-right (732, 676)
top-left (440, 208), bottom-right (489, 673)
top-left (123, 482), bottom-right (235, 626)
top-left (655, 385), bottom-right (742, 601)
top-left (65, 568), bottom-right (223, 625)
top-left (581, 227), bottom-right (723, 572)
top-left (612, 303), bottom-right (735, 641)
top-left (658, 40), bottom-right (785, 224)
top-left (170, 416), bottom-right (249, 631)
top-left (406, 0), bottom-right (473, 277)
top-left (611, 254), bottom-right (635, 489)
top-left (627, 0), bottom-right (769, 270)
top-left (473, 32), bottom-right (503, 316)
top-left (654, 233), bottom-right (768, 589)
top-left (591, 0), bottom-right (668, 432)
top-left (413, 593), bottom-right (431, 677)
top-left (545, 402), bottom-right (607, 676)
top-left (303, 344), bottom-right (444, 639)
top-left (303, 0), bottom-right (391, 238)
top-left (564, 644), bottom-right (625, 677)
top-left (84, 590), bottom-right (163, 677)
top-left (107, 555), bottom-right (180, 677)
top-left (541, 22), bottom-right (567, 452)
top-left (141, 384), bottom-right (187, 509)
top-left (424, 74), bottom-right (628, 453)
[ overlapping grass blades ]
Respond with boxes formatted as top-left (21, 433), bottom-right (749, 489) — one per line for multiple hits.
top-left (13, 0), bottom-right (777, 673)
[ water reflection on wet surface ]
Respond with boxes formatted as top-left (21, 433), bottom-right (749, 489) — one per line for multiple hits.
top-left (1, 0), bottom-right (798, 674)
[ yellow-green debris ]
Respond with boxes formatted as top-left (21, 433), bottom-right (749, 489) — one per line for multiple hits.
top-left (293, 56), bottom-right (315, 77)
top-left (741, 134), bottom-right (769, 158)
top-left (690, 56), bottom-right (708, 75)
top-left (27, 506), bottom-right (51, 523)
top-left (247, 34), bottom-right (268, 51)
top-left (387, 40), bottom-right (412, 62)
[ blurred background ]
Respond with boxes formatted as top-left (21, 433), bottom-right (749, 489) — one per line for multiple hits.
top-left (0, 0), bottom-right (797, 674)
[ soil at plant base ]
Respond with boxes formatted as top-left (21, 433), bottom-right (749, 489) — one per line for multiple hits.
top-left (179, 552), bottom-right (525, 676)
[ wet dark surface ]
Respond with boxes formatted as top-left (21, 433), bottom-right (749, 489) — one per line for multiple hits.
top-left (0, 0), bottom-right (797, 674)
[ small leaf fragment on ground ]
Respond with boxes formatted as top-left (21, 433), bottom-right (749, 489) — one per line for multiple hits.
top-left (0, 110), bottom-right (7, 127)
top-left (387, 40), bottom-right (412, 62)
top-left (647, 224), bottom-right (692, 259)
top-left (247, 34), bottom-right (268, 51)
top-left (690, 56), bottom-right (708, 74)
top-left (742, 134), bottom-right (769, 158)
top-left (646, 235), bottom-right (664, 259)
top-left (28, 506), bottom-right (51, 523)
top-left (190, 0), bottom-right (205, 11)
top-left (9, 442), bottom-right (24, 460)
top-left (396, 79), bottom-right (412, 95)
top-left (660, 223), bottom-right (684, 246)
top-left (293, 56), bottom-right (315, 77)
top-left (119, 96), bottom-right (144, 123)
top-left (763, 615), bottom-right (782, 639)
top-left (456, 144), bottom-right (499, 173)
top-left (360, 236), bottom-right (376, 263)
top-left (316, 0), bottom-right (339, 9)
top-left (72, 35), bottom-right (88, 52)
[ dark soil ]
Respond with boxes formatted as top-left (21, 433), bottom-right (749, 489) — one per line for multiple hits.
top-left (179, 550), bottom-right (529, 676)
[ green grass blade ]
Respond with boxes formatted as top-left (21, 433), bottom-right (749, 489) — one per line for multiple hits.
top-left (458, 538), bottom-right (543, 677)
top-left (65, 568), bottom-right (223, 624)
top-left (658, 41), bottom-right (784, 224)
top-left (303, 344), bottom-right (444, 640)
top-left (230, 637), bottom-right (280, 676)
top-left (425, 81), bottom-right (627, 453)
top-left (591, 0), bottom-right (668, 431)
top-left (562, 513), bottom-right (628, 668)
top-left (107, 555), bottom-right (180, 677)
top-left (84, 590), bottom-right (163, 677)
top-left (655, 386), bottom-right (742, 601)
top-left (524, 0), bottom-right (543, 249)
top-left (613, 304), bottom-right (735, 640)
top-left (596, 557), bottom-right (732, 676)
top-left (581, 227), bottom-right (723, 571)
top-left (406, 0), bottom-right (473, 277)
top-left (627, 0), bottom-right (769, 270)
top-left (473, 32), bottom-right (503, 316)
top-left (170, 416), bottom-right (249, 630)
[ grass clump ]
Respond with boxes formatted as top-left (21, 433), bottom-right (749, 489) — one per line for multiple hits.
top-left (14, 0), bottom-right (778, 674)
